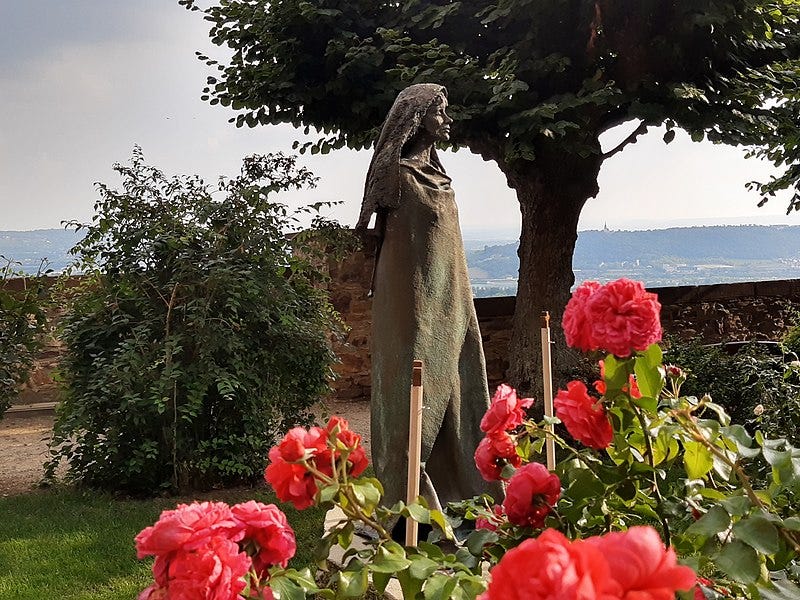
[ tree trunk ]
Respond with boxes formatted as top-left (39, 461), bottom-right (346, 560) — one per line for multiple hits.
top-left (505, 146), bottom-right (602, 398)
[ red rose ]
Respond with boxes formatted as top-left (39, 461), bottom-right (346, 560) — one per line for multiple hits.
top-left (554, 381), bottom-right (613, 450)
top-left (166, 537), bottom-right (250, 600)
top-left (594, 359), bottom-right (607, 395)
top-left (276, 427), bottom-right (321, 462)
top-left (264, 447), bottom-right (319, 510)
top-left (476, 504), bottom-right (505, 532)
top-left (480, 384), bottom-right (534, 434)
top-left (325, 415), bottom-right (350, 434)
top-left (588, 526), bottom-right (696, 598)
top-left (135, 502), bottom-right (243, 559)
top-left (231, 501), bottom-right (296, 571)
top-left (594, 360), bottom-right (642, 399)
top-left (562, 281), bottom-right (602, 352)
top-left (137, 585), bottom-right (168, 600)
top-left (586, 278), bottom-right (662, 358)
top-left (318, 416), bottom-right (371, 478)
top-left (337, 429), bottom-right (369, 477)
top-left (474, 431), bottom-right (521, 482)
top-left (503, 462), bottom-right (561, 528)
top-left (261, 587), bottom-right (275, 600)
top-left (480, 528), bottom-right (612, 599)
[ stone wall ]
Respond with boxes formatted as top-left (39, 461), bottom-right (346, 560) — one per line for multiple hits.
top-left (324, 249), bottom-right (800, 401)
top-left (9, 258), bottom-right (800, 406)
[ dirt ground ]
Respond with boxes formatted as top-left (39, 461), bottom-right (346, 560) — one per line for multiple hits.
top-left (0, 411), bottom-right (56, 497)
top-left (0, 399), bottom-right (371, 497)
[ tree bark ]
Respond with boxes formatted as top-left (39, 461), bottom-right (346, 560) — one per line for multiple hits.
top-left (504, 145), bottom-right (603, 398)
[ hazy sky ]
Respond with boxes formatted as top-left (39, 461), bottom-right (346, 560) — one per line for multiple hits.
top-left (2, 1), bottom-right (798, 235)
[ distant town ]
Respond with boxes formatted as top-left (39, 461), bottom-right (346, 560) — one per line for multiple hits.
top-left (3, 225), bottom-right (800, 296)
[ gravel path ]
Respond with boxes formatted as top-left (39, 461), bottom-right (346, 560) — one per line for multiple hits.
top-left (0, 399), bottom-right (371, 497)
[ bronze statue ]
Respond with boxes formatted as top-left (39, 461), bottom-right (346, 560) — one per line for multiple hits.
top-left (357, 84), bottom-right (495, 513)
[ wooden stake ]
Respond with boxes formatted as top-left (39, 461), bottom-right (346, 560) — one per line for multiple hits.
top-left (406, 360), bottom-right (424, 546)
top-left (540, 312), bottom-right (556, 471)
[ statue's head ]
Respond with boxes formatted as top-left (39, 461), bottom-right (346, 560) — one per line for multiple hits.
top-left (420, 93), bottom-right (452, 143)
top-left (388, 83), bottom-right (448, 144)
top-left (357, 83), bottom-right (450, 229)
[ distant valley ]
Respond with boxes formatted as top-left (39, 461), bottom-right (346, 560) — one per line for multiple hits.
top-left (468, 225), bottom-right (800, 296)
top-left (3, 226), bottom-right (800, 296)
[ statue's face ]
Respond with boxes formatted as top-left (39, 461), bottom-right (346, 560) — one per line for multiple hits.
top-left (422, 95), bottom-right (452, 142)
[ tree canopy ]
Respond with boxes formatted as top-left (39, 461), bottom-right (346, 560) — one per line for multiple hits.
top-left (189, 0), bottom-right (799, 205)
top-left (183, 0), bottom-right (800, 391)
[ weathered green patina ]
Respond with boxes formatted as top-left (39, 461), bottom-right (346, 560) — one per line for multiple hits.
top-left (359, 84), bottom-right (496, 511)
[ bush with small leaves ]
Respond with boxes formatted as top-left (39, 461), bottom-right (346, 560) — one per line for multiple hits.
top-left (46, 148), bottom-right (350, 494)
top-left (0, 259), bottom-right (48, 418)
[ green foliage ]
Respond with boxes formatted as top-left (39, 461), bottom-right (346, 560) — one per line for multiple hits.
top-left (262, 344), bottom-right (800, 597)
top-left (184, 0), bottom-right (800, 208)
top-left (457, 347), bottom-right (800, 597)
top-left (783, 319), bottom-right (800, 357)
top-left (0, 258), bottom-right (48, 418)
top-left (46, 148), bottom-right (350, 494)
top-left (665, 338), bottom-right (800, 443)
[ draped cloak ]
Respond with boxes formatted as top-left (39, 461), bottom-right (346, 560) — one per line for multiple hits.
top-left (369, 156), bottom-right (493, 510)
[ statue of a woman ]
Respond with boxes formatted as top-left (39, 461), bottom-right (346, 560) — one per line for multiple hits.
top-left (357, 84), bottom-right (495, 513)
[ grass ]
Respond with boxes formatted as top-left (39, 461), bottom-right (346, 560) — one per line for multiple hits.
top-left (0, 486), bottom-right (326, 600)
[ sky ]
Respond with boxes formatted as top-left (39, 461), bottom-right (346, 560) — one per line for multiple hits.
top-left (1, 1), bottom-right (798, 236)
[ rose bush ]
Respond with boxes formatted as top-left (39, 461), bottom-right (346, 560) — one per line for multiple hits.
top-left (136, 500), bottom-right (295, 599)
top-left (136, 278), bottom-right (800, 599)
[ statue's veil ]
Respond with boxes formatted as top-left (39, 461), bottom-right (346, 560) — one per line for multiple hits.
top-left (356, 84), bottom-right (447, 229)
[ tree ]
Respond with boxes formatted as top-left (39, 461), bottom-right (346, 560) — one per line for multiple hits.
top-left (183, 0), bottom-right (800, 393)
top-left (47, 149), bottom-right (349, 493)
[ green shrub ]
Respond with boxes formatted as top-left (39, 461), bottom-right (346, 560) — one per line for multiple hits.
top-left (665, 337), bottom-right (800, 444)
top-left (46, 148), bottom-right (350, 494)
top-left (783, 319), bottom-right (800, 358)
top-left (0, 259), bottom-right (47, 418)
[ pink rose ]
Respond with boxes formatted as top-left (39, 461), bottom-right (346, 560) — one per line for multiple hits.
top-left (480, 528), bottom-right (612, 599)
top-left (231, 501), bottom-right (296, 571)
top-left (503, 463), bottom-right (561, 528)
top-left (562, 281), bottom-right (602, 352)
top-left (588, 526), bottom-right (696, 598)
top-left (586, 278), bottom-right (662, 358)
top-left (264, 448), bottom-right (319, 510)
top-left (166, 537), bottom-right (250, 600)
top-left (554, 381), bottom-right (613, 450)
top-left (474, 431), bottom-right (521, 481)
top-left (135, 502), bottom-right (243, 559)
top-left (480, 384), bottom-right (534, 434)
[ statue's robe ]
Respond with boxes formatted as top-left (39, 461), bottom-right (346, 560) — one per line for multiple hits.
top-left (370, 157), bottom-right (494, 511)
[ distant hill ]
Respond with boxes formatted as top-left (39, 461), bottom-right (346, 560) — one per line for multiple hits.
top-left (0, 229), bottom-right (83, 274)
top-left (469, 225), bottom-right (800, 295)
top-left (4, 225), bottom-right (800, 291)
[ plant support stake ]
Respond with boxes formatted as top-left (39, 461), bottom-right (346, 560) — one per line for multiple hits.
top-left (406, 360), bottom-right (424, 547)
top-left (541, 312), bottom-right (556, 470)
